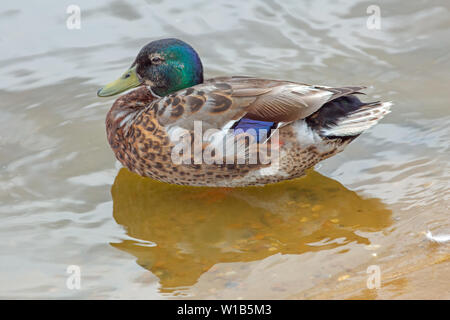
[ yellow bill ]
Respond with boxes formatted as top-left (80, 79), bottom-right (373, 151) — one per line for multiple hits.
top-left (97, 65), bottom-right (142, 97)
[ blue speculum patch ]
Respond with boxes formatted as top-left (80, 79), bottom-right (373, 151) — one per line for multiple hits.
top-left (233, 118), bottom-right (276, 142)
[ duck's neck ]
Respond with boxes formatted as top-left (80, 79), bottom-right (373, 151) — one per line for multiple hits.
top-left (106, 87), bottom-right (156, 144)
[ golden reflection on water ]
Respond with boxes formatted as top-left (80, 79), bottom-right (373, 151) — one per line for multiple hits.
top-left (111, 168), bottom-right (392, 292)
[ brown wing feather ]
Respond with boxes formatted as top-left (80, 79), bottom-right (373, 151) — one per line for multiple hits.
top-left (151, 76), bottom-right (366, 130)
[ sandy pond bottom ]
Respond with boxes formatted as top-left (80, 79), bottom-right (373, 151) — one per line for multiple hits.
top-left (107, 169), bottom-right (449, 299)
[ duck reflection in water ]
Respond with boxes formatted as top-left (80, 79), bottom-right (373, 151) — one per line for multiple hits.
top-left (110, 168), bottom-right (391, 293)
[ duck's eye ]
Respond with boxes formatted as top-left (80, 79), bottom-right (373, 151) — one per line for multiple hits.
top-left (151, 56), bottom-right (163, 64)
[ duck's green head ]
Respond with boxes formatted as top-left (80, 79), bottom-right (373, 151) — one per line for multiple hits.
top-left (97, 38), bottom-right (203, 97)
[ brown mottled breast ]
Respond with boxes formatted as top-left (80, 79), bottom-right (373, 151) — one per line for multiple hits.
top-left (106, 87), bottom-right (156, 168)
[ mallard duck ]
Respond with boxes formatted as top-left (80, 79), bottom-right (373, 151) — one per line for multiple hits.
top-left (98, 38), bottom-right (391, 187)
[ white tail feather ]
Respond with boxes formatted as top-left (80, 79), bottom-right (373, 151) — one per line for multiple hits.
top-left (321, 101), bottom-right (392, 137)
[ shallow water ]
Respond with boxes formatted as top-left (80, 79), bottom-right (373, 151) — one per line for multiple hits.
top-left (0, 0), bottom-right (449, 299)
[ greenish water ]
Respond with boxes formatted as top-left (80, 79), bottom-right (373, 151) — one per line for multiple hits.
top-left (0, 0), bottom-right (448, 299)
